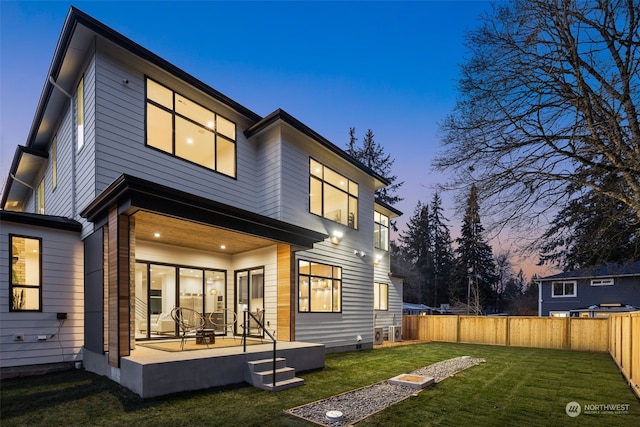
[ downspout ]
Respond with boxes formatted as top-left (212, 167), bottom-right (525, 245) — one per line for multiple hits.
top-left (537, 281), bottom-right (542, 317)
top-left (48, 76), bottom-right (77, 218)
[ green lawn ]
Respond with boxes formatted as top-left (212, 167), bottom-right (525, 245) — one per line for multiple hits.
top-left (1, 343), bottom-right (638, 426)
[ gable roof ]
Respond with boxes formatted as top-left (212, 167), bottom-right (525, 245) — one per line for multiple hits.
top-left (538, 260), bottom-right (640, 282)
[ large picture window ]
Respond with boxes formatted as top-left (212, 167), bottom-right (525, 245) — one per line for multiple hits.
top-left (374, 283), bottom-right (388, 310)
top-left (10, 235), bottom-right (42, 311)
top-left (310, 158), bottom-right (358, 229)
top-left (298, 260), bottom-right (342, 312)
top-left (374, 211), bottom-right (389, 250)
top-left (552, 281), bottom-right (576, 297)
top-left (145, 78), bottom-right (237, 177)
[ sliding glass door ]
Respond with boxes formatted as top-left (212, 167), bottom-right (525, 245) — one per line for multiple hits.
top-left (135, 261), bottom-right (226, 340)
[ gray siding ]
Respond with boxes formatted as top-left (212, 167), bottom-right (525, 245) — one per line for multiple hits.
top-left (0, 221), bottom-right (84, 368)
top-left (540, 277), bottom-right (640, 315)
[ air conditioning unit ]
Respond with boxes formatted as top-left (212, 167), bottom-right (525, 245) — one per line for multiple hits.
top-left (389, 325), bottom-right (402, 342)
top-left (374, 327), bottom-right (384, 345)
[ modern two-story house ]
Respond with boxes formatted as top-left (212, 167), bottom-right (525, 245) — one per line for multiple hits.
top-left (0, 7), bottom-right (402, 395)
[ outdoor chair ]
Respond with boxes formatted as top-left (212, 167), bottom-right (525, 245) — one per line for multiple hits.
top-left (209, 308), bottom-right (237, 339)
top-left (170, 307), bottom-right (206, 350)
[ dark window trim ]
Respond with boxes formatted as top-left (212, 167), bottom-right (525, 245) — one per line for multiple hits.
top-left (309, 157), bottom-right (359, 230)
top-left (144, 76), bottom-right (238, 179)
top-left (374, 211), bottom-right (389, 251)
top-left (9, 234), bottom-right (43, 312)
top-left (297, 259), bottom-right (343, 313)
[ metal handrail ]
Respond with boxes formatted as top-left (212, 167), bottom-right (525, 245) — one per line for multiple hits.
top-left (243, 310), bottom-right (277, 386)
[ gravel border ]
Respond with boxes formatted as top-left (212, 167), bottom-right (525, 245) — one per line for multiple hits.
top-left (285, 356), bottom-right (485, 426)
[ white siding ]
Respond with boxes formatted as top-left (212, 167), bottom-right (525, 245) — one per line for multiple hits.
top-left (92, 44), bottom-right (261, 213)
top-left (0, 221), bottom-right (83, 368)
top-left (46, 106), bottom-right (75, 218)
top-left (75, 55), bottom-right (98, 226)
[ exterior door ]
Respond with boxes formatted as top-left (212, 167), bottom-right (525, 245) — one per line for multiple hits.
top-left (235, 267), bottom-right (264, 336)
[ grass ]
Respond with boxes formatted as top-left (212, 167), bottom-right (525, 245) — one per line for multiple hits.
top-left (1, 342), bottom-right (639, 426)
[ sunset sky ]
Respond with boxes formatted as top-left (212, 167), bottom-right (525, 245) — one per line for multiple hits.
top-left (0, 1), bottom-right (554, 279)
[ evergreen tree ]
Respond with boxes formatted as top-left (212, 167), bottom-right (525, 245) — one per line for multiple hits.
top-left (346, 128), bottom-right (403, 207)
top-left (539, 177), bottom-right (640, 271)
top-left (398, 201), bottom-right (431, 305)
top-left (451, 184), bottom-right (499, 313)
top-left (428, 192), bottom-right (454, 308)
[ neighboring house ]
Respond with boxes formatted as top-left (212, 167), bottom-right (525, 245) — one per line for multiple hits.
top-left (537, 261), bottom-right (640, 317)
top-left (0, 6), bottom-right (402, 385)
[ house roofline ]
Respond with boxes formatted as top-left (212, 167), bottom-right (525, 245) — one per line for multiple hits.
top-left (0, 210), bottom-right (82, 232)
top-left (26, 6), bottom-right (262, 152)
top-left (245, 108), bottom-right (391, 187)
top-left (536, 261), bottom-right (640, 282)
top-left (375, 198), bottom-right (403, 217)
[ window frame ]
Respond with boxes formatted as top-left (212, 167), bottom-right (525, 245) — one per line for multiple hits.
top-left (309, 158), bottom-right (359, 229)
top-left (374, 211), bottom-right (389, 251)
top-left (144, 77), bottom-right (237, 178)
top-left (551, 280), bottom-right (577, 298)
top-left (9, 234), bottom-right (43, 312)
top-left (298, 259), bottom-right (342, 313)
top-left (591, 278), bottom-right (614, 286)
top-left (374, 282), bottom-right (389, 311)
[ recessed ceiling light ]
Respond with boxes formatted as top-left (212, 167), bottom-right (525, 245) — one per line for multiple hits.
top-left (154, 232), bottom-right (160, 238)
top-left (220, 245), bottom-right (226, 250)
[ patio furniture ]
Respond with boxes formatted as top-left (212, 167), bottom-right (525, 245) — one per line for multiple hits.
top-left (209, 308), bottom-right (237, 339)
top-left (170, 307), bottom-right (206, 350)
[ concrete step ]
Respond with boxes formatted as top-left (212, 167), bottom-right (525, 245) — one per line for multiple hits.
top-left (260, 376), bottom-right (305, 392)
top-left (253, 366), bottom-right (296, 384)
top-left (246, 357), bottom-right (304, 391)
top-left (247, 357), bottom-right (287, 373)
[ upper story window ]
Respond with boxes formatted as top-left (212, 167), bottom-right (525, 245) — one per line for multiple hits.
top-left (298, 260), bottom-right (342, 313)
top-left (35, 179), bottom-right (44, 214)
top-left (10, 235), bottom-right (42, 311)
top-left (309, 158), bottom-right (358, 229)
top-left (145, 78), bottom-right (237, 178)
top-left (374, 282), bottom-right (388, 310)
top-left (591, 278), bottom-right (614, 286)
top-left (76, 77), bottom-right (84, 151)
top-left (552, 281), bottom-right (576, 297)
top-left (374, 211), bottom-right (389, 251)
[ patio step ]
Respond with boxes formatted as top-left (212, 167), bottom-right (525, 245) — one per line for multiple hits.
top-left (246, 357), bottom-right (304, 391)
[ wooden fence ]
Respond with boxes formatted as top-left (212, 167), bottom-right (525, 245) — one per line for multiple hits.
top-left (608, 311), bottom-right (639, 399)
top-left (402, 312), bottom-right (639, 398)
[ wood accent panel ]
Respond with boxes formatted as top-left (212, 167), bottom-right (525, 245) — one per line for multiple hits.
top-left (277, 244), bottom-right (293, 341)
top-left (135, 211), bottom-right (276, 255)
top-left (107, 206), bottom-right (132, 367)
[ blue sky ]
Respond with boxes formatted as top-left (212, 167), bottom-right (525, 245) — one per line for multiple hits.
top-left (0, 1), bottom-right (546, 277)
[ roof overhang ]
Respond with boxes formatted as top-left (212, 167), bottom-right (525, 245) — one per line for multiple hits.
top-left (245, 109), bottom-right (390, 189)
top-left (1, 146), bottom-right (48, 211)
top-left (80, 174), bottom-right (328, 249)
top-left (28, 7), bottom-right (261, 155)
top-left (375, 199), bottom-right (403, 218)
top-left (0, 210), bottom-right (82, 232)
